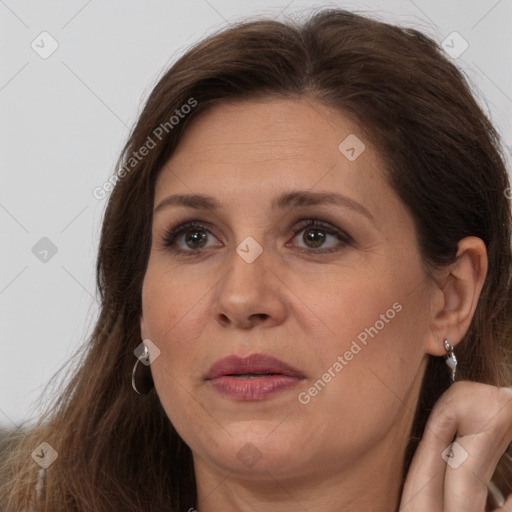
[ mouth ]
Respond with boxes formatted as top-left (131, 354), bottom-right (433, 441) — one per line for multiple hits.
top-left (224, 373), bottom-right (275, 379)
top-left (205, 353), bottom-right (305, 401)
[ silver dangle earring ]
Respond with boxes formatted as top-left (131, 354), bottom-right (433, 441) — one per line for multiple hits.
top-left (132, 343), bottom-right (154, 394)
top-left (444, 339), bottom-right (457, 383)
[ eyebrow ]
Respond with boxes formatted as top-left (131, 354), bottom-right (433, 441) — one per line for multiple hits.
top-left (154, 191), bottom-right (374, 221)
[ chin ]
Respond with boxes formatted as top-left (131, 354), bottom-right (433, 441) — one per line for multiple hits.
top-left (193, 424), bottom-right (309, 477)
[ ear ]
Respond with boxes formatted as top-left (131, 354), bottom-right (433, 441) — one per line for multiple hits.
top-left (425, 236), bottom-right (488, 356)
top-left (140, 314), bottom-right (149, 341)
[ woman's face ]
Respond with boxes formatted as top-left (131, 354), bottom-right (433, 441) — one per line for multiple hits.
top-left (140, 98), bottom-right (440, 484)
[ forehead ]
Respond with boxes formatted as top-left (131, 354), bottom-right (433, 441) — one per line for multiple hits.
top-left (152, 98), bottom-right (418, 257)
top-left (157, 98), bottom-right (381, 191)
top-left (167, 98), bottom-right (365, 160)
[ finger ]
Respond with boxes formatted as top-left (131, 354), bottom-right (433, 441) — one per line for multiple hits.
top-left (401, 382), bottom-right (512, 512)
top-left (400, 388), bottom-right (461, 511)
top-left (443, 386), bottom-right (512, 512)
top-left (399, 436), bottom-right (446, 511)
top-left (443, 434), bottom-right (489, 512)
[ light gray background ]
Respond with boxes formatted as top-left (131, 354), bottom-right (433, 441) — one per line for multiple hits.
top-left (1, 0), bottom-right (511, 429)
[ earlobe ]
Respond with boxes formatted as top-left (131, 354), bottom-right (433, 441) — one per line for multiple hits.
top-left (140, 315), bottom-right (148, 341)
top-left (425, 236), bottom-right (488, 357)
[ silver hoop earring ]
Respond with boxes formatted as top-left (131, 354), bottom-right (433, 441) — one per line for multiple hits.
top-left (132, 344), bottom-right (154, 395)
top-left (444, 339), bottom-right (457, 383)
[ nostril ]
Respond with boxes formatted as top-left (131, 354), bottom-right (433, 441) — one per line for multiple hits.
top-left (250, 313), bottom-right (269, 322)
top-left (216, 312), bottom-right (269, 329)
top-left (218, 313), bottom-right (230, 325)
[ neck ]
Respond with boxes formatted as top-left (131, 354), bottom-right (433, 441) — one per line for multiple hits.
top-left (193, 423), bottom-right (410, 512)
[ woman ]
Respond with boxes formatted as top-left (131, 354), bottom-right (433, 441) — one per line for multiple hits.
top-left (1, 8), bottom-right (511, 512)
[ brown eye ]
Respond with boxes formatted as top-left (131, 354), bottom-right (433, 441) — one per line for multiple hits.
top-left (161, 221), bottom-right (221, 254)
top-left (291, 219), bottom-right (353, 253)
top-left (303, 228), bottom-right (326, 248)
top-left (184, 229), bottom-right (208, 249)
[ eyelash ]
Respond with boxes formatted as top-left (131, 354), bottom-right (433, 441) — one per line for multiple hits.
top-left (160, 219), bottom-right (353, 256)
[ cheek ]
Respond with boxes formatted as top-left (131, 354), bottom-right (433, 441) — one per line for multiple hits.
top-left (292, 260), bottom-right (429, 419)
top-left (141, 271), bottom-right (214, 441)
top-left (291, 261), bottom-right (401, 350)
top-left (141, 260), bottom-right (210, 341)
top-left (141, 269), bottom-right (209, 393)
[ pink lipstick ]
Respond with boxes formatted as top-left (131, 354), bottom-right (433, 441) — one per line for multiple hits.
top-left (206, 353), bottom-right (305, 401)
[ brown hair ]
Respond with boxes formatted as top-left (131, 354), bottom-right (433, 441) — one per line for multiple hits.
top-left (2, 8), bottom-right (511, 511)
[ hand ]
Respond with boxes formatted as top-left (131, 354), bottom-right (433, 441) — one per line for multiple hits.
top-left (400, 381), bottom-right (512, 511)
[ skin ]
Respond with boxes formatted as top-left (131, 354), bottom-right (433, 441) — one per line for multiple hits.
top-left (139, 97), bottom-right (489, 511)
top-left (401, 381), bottom-right (512, 511)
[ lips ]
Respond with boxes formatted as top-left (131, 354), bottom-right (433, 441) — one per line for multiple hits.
top-left (205, 354), bottom-right (305, 401)
top-left (206, 353), bottom-right (304, 379)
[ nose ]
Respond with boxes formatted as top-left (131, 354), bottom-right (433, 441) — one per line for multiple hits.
top-left (211, 244), bottom-right (287, 330)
